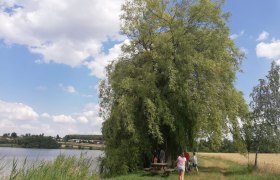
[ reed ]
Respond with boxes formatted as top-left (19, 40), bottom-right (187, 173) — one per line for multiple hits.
top-left (4, 154), bottom-right (100, 180)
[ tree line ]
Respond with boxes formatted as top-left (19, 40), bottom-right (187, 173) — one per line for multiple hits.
top-left (1, 133), bottom-right (59, 149)
top-left (1, 133), bottom-right (104, 148)
top-left (63, 134), bottom-right (103, 141)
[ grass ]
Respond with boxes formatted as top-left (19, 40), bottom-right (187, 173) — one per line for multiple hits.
top-left (1, 154), bottom-right (101, 180)
top-left (1, 153), bottom-right (280, 180)
top-left (200, 152), bottom-right (280, 173)
top-left (105, 155), bottom-right (280, 180)
top-left (0, 144), bottom-right (21, 147)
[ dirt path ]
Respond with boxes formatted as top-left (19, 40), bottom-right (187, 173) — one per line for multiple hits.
top-left (184, 156), bottom-right (233, 180)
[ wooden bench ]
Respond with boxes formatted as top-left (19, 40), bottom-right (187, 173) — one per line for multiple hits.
top-left (163, 168), bottom-right (175, 176)
top-left (150, 169), bottom-right (160, 175)
top-left (144, 167), bottom-right (152, 171)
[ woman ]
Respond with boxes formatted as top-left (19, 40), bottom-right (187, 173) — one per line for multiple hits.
top-left (176, 151), bottom-right (186, 180)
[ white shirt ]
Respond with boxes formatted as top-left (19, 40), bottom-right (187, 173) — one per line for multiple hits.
top-left (192, 155), bottom-right (197, 164)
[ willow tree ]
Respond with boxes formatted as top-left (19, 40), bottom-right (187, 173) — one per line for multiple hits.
top-left (100, 0), bottom-right (248, 176)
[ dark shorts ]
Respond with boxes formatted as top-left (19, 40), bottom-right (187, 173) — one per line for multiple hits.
top-left (193, 163), bottom-right (197, 168)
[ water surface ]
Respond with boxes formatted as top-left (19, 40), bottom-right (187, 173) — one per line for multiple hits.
top-left (0, 147), bottom-right (103, 176)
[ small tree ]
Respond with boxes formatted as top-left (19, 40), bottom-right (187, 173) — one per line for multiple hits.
top-left (3, 133), bottom-right (9, 137)
top-left (11, 132), bottom-right (17, 139)
top-left (250, 61), bottom-right (280, 167)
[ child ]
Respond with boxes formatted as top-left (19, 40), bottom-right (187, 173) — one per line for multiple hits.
top-left (192, 152), bottom-right (198, 172)
top-left (176, 151), bottom-right (186, 180)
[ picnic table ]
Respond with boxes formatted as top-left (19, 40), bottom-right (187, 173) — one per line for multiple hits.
top-left (148, 163), bottom-right (174, 176)
top-left (151, 163), bottom-right (168, 170)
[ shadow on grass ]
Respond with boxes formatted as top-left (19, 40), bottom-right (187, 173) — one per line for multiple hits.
top-left (138, 170), bottom-right (176, 178)
top-left (199, 164), bottom-right (252, 177)
top-left (223, 167), bottom-right (253, 177)
top-left (199, 166), bottom-right (227, 174)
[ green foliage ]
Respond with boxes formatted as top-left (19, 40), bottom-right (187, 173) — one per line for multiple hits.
top-left (0, 138), bottom-right (9, 144)
top-left (198, 139), bottom-right (238, 153)
top-left (100, 0), bottom-right (248, 176)
top-left (63, 134), bottom-right (103, 141)
top-left (249, 61), bottom-right (280, 154)
top-left (2, 133), bottom-right (10, 137)
top-left (17, 135), bottom-right (59, 149)
top-left (11, 132), bottom-right (17, 138)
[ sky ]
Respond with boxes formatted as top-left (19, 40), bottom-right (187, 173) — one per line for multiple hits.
top-left (0, 0), bottom-right (279, 137)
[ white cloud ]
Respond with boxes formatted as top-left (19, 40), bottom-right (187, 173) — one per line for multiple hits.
top-left (256, 40), bottom-right (280, 60)
top-left (0, 100), bottom-right (38, 121)
top-left (256, 31), bottom-right (269, 41)
top-left (77, 116), bottom-right (88, 124)
top-left (230, 30), bottom-right (245, 40)
top-left (52, 114), bottom-right (76, 123)
top-left (84, 40), bottom-right (128, 79)
top-left (41, 113), bottom-right (51, 119)
top-left (0, 0), bottom-right (126, 78)
top-left (66, 86), bottom-right (76, 93)
top-left (276, 59), bottom-right (280, 66)
top-left (0, 120), bottom-right (57, 136)
top-left (59, 83), bottom-right (76, 93)
top-left (74, 103), bottom-right (101, 124)
top-left (240, 47), bottom-right (249, 55)
top-left (0, 100), bottom-right (102, 136)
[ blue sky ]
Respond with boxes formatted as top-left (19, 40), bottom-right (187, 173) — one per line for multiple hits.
top-left (0, 0), bottom-right (279, 136)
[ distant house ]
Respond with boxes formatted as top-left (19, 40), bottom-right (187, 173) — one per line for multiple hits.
top-left (69, 139), bottom-right (81, 143)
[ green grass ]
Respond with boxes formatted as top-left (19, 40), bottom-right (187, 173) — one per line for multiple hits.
top-left (2, 154), bottom-right (100, 180)
top-left (2, 154), bottom-right (280, 180)
top-left (106, 156), bottom-right (280, 180)
top-left (0, 144), bottom-right (21, 147)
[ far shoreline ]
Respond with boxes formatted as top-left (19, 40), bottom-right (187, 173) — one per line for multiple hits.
top-left (0, 142), bottom-right (105, 150)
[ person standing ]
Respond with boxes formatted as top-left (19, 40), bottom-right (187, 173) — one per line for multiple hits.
top-left (183, 149), bottom-right (190, 172)
top-left (159, 149), bottom-right (165, 163)
top-left (176, 151), bottom-right (186, 180)
top-left (192, 152), bottom-right (198, 173)
top-left (152, 149), bottom-right (158, 163)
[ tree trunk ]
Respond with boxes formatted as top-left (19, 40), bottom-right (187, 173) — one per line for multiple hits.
top-left (254, 147), bottom-right (259, 167)
top-left (247, 151), bottom-right (249, 167)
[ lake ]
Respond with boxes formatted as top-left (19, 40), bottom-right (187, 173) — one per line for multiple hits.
top-left (0, 147), bottom-right (103, 177)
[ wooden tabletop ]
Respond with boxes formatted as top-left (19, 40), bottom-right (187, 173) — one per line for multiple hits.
top-left (151, 163), bottom-right (168, 166)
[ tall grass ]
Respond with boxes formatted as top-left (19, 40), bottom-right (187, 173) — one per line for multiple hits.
top-left (2, 154), bottom-right (101, 180)
top-left (200, 152), bottom-right (280, 173)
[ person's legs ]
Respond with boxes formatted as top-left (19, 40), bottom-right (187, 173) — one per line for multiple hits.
top-left (192, 163), bottom-right (194, 171)
top-left (178, 168), bottom-right (183, 180)
top-left (178, 171), bottom-right (182, 180)
top-left (193, 164), bottom-right (198, 173)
